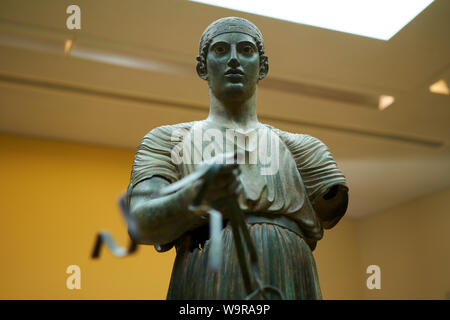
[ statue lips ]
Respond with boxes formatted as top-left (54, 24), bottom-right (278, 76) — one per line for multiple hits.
top-left (224, 68), bottom-right (245, 82)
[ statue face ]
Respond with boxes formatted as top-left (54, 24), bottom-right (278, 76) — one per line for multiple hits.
top-left (206, 32), bottom-right (260, 103)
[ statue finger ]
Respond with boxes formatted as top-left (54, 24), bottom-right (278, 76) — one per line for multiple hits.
top-left (210, 175), bottom-right (236, 188)
top-left (217, 162), bottom-right (239, 173)
top-left (227, 179), bottom-right (242, 195)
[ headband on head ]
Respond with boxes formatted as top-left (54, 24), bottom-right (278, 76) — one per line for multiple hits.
top-left (199, 17), bottom-right (264, 54)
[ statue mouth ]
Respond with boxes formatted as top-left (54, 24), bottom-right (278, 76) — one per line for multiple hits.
top-left (225, 69), bottom-right (244, 76)
top-left (224, 69), bottom-right (244, 82)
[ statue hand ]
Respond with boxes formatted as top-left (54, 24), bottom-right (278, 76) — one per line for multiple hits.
top-left (193, 152), bottom-right (243, 213)
top-left (200, 162), bottom-right (242, 204)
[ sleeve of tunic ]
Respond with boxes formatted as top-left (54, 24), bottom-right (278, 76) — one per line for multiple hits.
top-left (129, 125), bottom-right (181, 189)
top-left (126, 123), bottom-right (194, 252)
top-left (278, 131), bottom-right (349, 229)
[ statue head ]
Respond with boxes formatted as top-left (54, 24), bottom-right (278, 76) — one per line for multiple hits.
top-left (196, 17), bottom-right (269, 103)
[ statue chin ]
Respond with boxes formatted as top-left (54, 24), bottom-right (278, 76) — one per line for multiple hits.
top-left (213, 83), bottom-right (256, 104)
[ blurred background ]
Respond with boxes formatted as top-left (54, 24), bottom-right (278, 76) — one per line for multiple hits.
top-left (0, 0), bottom-right (449, 299)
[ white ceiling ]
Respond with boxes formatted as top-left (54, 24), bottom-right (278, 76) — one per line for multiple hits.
top-left (0, 0), bottom-right (449, 218)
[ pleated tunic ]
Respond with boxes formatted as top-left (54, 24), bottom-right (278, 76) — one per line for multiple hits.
top-left (128, 120), bottom-right (348, 299)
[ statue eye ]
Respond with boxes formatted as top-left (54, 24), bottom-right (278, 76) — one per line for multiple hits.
top-left (242, 46), bottom-right (255, 54)
top-left (214, 46), bottom-right (226, 54)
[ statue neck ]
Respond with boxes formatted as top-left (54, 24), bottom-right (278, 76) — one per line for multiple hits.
top-left (207, 89), bottom-right (259, 131)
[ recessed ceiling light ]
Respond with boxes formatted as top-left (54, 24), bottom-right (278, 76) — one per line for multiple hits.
top-left (64, 39), bottom-right (73, 55)
top-left (190, 0), bottom-right (434, 40)
top-left (378, 95), bottom-right (395, 110)
top-left (429, 79), bottom-right (449, 95)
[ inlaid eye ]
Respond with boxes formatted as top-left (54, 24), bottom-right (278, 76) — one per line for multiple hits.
top-left (214, 46), bottom-right (226, 54)
top-left (242, 46), bottom-right (255, 54)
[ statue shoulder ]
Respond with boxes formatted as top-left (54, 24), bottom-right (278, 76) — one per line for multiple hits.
top-left (130, 122), bottom-right (198, 188)
top-left (144, 121), bottom-right (197, 141)
top-left (139, 121), bottom-right (198, 149)
top-left (262, 124), bottom-right (325, 151)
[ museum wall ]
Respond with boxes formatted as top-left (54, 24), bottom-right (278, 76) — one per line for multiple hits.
top-left (0, 134), bottom-right (174, 299)
top-left (314, 217), bottom-right (363, 299)
top-left (357, 187), bottom-right (450, 300)
top-left (316, 186), bottom-right (450, 300)
top-left (1, 133), bottom-right (448, 299)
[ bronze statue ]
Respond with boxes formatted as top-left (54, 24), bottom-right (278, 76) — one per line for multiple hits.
top-left (127, 17), bottom-right (348, 299)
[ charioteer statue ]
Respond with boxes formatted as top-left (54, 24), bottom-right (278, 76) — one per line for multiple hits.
top-left (126, 17), bottom-right (348, 299)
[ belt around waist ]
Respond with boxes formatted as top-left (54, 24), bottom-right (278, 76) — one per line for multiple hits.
top-left (245, 213), bottom-right (304, 239)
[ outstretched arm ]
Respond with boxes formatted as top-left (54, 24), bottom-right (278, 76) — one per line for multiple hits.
top-left (129, 163), bottom-right (241, 247)
top-left (129, 176), bottom-right (204, 246)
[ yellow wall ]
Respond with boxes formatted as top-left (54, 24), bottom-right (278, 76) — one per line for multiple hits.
top-left (357, 187), bottom-right (450, 299)
top-left (314, 217), bottom-right (363, 299)
top-left (0, 134), bottom-right (175, 299)
top-left (1, 134), bottom-right (448, 299)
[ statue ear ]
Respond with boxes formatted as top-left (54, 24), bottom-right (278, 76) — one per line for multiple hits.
top-left (196, 56), bottom-right (208, 80)
top-left (258, 56), bottom-right (269, 80)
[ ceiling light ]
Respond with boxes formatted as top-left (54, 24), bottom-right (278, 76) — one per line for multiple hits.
top-left (429, 79), bottom-right (449, 95)
top-left (64, 39), bottom-right (73, 55)
top-left (378, 95), bottom-right (395, 110)
top-left (190, 0), bottom-right (434, 40)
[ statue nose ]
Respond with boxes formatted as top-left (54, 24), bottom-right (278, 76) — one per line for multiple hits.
top-left (227, 46), bottom-right (240, 68)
